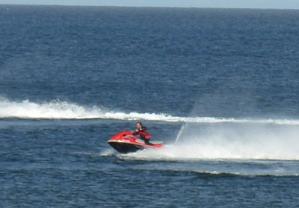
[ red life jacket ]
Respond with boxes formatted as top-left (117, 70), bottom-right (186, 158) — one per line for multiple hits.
top-left (133, 128), bottom-right (152, 140)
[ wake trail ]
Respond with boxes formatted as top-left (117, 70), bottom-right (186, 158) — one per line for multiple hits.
top-left (1, 96), bottom-right (299, 125)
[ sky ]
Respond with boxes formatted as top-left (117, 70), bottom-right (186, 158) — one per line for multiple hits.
top-left (0, 0), bottom-right (298, 10)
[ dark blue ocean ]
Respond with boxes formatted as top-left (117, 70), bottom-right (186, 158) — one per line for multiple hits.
top-left (1, 5), bottom-right (299, 207)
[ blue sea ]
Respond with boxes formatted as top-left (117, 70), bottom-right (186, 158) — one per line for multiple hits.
top-left (1, 5), bottom-right (299, 207)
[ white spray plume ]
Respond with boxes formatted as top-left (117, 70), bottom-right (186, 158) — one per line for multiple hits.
top-left (138, 123), bottom-right (299, 161)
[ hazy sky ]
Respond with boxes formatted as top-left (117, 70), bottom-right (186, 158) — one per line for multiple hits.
top-left (0, 0), bottom-right (298, 9)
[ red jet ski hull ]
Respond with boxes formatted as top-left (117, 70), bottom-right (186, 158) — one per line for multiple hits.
top-left (108, 131), bottom-right (163, 153)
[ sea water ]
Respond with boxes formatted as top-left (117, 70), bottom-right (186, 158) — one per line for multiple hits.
top-left (1, 5), bottom-right (299, 207)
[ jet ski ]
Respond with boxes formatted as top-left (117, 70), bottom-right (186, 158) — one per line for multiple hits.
top-left (108, 131), bottom-right (164, 153)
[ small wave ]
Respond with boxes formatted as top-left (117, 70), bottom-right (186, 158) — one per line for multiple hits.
top-left (99, 149), bottom-right (115, 157)
top-left (130, 167), bottom-right (299, 177)
top-left (1, 96), bottom-right (299, 125)
top-left (119, 153), bottom-right (299, 177)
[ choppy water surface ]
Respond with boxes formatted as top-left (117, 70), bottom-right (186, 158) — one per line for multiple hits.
top-left (1, 5), bottom-right (299, 207)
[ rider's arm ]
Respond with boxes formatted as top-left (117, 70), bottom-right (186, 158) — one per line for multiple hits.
top-left (132, 129), bottom-right (139, 135)
top-left (139, 130), bottom-right (152, 139)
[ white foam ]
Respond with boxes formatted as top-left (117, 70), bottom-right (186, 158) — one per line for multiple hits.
top-left (100, 149), bottom-right (115, 156)
top-left (121, 139), bottom-right (299, 161)
top-left (160, 124), bottom-right (299, 161)
top-left (120, 122), bottom-right (299, 161)
top-left (119, 145), bottom-right (299, 176)
top-left (1, 96), bottom-right (299, 126)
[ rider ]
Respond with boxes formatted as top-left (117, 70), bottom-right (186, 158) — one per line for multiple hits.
top-left (132, 121), bottom-right (152, 145)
